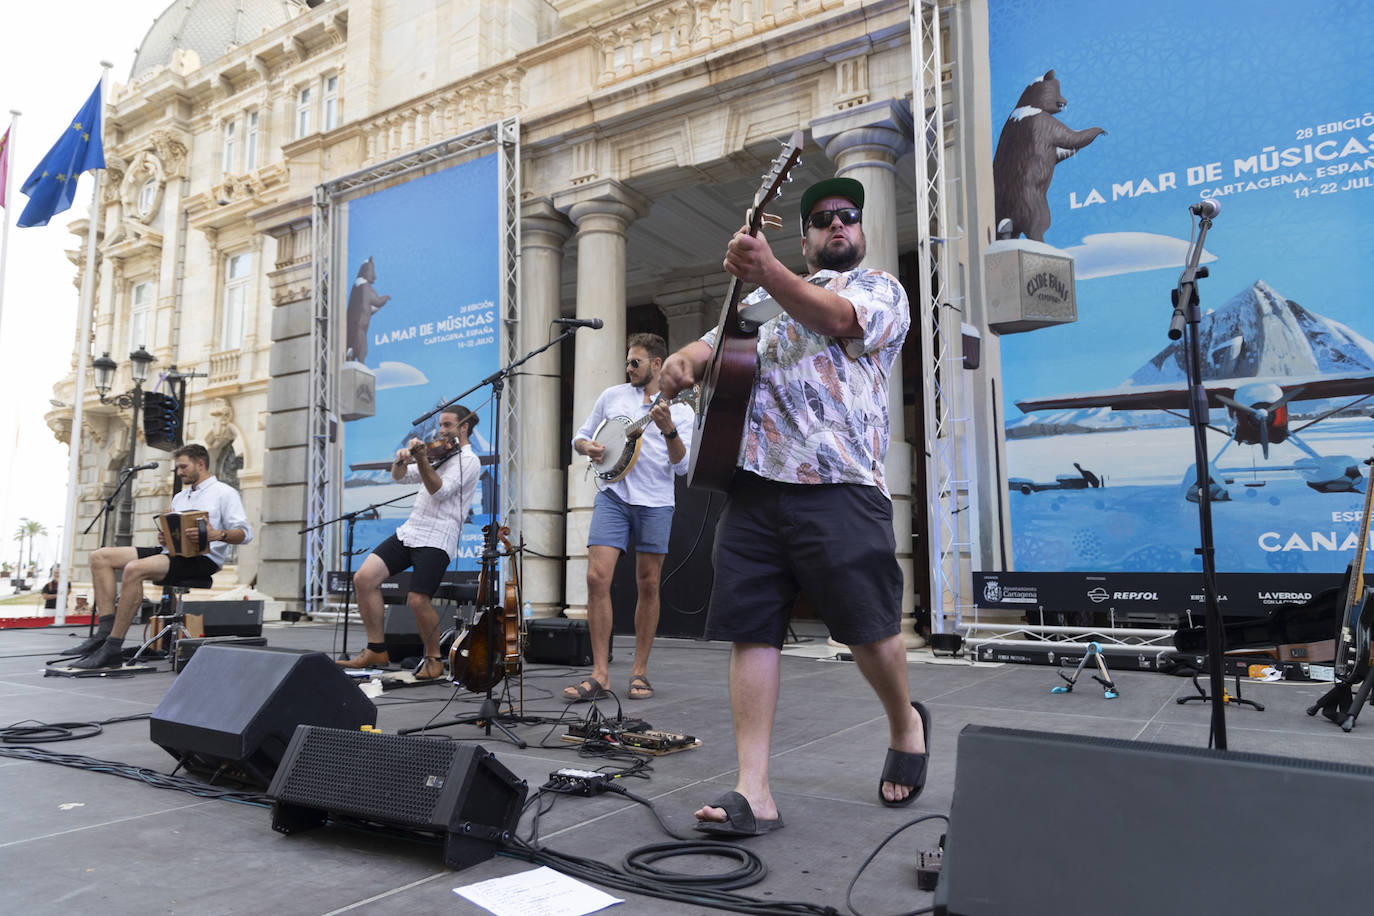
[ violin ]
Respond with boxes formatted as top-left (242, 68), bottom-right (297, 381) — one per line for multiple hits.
top-left (449, 525), bottom-right (522, 692)
top-left (397, 434), bottom-right (459, 465)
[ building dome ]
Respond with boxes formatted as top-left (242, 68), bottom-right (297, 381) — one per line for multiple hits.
top-left (130, 0), bottom-right (307, 81)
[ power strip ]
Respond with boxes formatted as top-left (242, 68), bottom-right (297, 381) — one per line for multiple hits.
top-left (543, 767), bottom-right (612, 796)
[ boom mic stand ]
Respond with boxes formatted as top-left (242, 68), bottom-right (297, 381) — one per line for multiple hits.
top-left (299, 491), bottom-right (413, 659)
top-left (1168, 203), bottom-right (1228, 750)
top-left (401, 325), bottom-right (584, 747)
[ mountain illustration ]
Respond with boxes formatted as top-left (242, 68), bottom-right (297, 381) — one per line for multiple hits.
top-left (1008, 279), bottom-right (1374, 435)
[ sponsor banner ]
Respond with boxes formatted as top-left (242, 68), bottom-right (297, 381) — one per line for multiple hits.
top-left (974, 571), bottom-right (1341, 618)
top-left (988, 0), bottom-right (1374, 575)
top-left (338, 153), bottom-right (501, 572)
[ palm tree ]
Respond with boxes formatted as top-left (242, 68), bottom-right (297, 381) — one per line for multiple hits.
top-left (12, 524), bottom-right (27, 580)
top-left (22, 520), bottom-right (46, 574)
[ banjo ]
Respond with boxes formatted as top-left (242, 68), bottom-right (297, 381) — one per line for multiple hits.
top-left (588, 388), bottom-right (698, 484)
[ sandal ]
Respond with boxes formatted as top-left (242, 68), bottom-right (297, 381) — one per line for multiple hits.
top-left (628, 674), bottom-right (654, 700)
top-left (413, 656), bottom-right (445, 681)
top-left (562, 676), bottom-right (610, 702)
top-left (879, 701), bottom-right (931, 807)
top-left (695, 791), bottom-right (784, 837)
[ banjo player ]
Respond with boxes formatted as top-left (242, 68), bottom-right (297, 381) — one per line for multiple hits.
top-left (567, 332), bottom-right (695, 703)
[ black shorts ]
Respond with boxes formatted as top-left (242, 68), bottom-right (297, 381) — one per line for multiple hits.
top-left (706, 473), bottom-right (903, 648)
top-left (136, 546), bottom-right (221, 586)
top-left (370, 534), bottom-right (451, 598)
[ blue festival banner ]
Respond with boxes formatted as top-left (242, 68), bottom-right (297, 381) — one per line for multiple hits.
top-left (988, 0), bottom-right (1374, 576)
top-left (339, 153), bottom-right (501, 572)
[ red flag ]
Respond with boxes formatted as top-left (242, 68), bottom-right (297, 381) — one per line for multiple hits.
top-left (0, 126), bottom-right (9, 209)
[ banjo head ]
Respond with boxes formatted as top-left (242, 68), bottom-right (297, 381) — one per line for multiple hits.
top-left (590, 417), bottom-right (632, 479)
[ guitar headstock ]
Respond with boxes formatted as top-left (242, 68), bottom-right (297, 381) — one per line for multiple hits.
top-left (746, 130), bottom-right (805, 235)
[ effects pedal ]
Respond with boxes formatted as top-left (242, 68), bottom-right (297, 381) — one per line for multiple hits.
top-left (543, 767), bottom-right (611, 796)
top-left (618, 729), bottom-right (697, 751)
top-left (916, 835), bottom-right (945, 891)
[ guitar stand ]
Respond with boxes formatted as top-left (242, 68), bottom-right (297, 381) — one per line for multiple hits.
top-left (128, 611), bottom-right (190, 669)
top-left (1307, 673), bottom-right (1374, 732)
top-left (1051, 641), bottom-right (1119, 699)
top-left (1178, 668), bottom-right (1264, 711)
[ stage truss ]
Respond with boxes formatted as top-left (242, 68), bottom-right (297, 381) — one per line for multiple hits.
top-left (305, 119), bottom-right (522, 617)
top-left (912, 0), bottom-right (966, 635)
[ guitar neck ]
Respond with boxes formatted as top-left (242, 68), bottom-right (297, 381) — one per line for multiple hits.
top-left (1347, 454), bottom-right (1374, 611)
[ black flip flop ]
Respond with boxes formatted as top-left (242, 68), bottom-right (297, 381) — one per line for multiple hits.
top-left (879, 700), bottom-right (931, 808)
top-left (695, 791), bottom-right (784, 837)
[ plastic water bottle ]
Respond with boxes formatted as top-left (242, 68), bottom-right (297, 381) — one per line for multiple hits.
top-left (523, 600), bottom-right (533, 621)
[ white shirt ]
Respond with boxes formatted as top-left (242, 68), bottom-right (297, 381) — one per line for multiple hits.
top-left (395, 444), bottom-right (481, 554)
top-left (168, 475), bottom-right (252, 569)
top-left (574, 383), bottom-right (694, 508)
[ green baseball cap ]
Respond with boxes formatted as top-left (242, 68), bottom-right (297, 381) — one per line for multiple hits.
top-left (798, 176), bottom-right (865, 224)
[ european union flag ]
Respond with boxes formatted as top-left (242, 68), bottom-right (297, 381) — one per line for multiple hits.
top-left (17, 80), bottom-right (105, 228)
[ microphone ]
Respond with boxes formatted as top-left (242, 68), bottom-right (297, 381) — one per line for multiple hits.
top-left (553, 317), bottom-right (604, 329)
top-left (1189, 200), bottom-right (1221, 219)
top-left (125, 461), bottom-right (159, 472)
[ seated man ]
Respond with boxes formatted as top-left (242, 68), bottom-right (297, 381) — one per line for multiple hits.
top-left (71, 443), bottom-right (252, 669)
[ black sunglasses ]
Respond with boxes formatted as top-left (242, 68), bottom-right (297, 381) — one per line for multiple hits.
top-left (804, 207), bottom-right (862, 230)
top-left (626, 358), bottom-right (642, 369)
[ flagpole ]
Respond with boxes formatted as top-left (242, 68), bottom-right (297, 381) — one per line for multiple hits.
top-left (0, 109), bottom-right (19, 341)
top-left (55, 62), bottom-right (112, 625)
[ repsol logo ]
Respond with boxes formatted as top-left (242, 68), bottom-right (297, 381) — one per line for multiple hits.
top-left (1087, 588), bottom-right (1158, 602)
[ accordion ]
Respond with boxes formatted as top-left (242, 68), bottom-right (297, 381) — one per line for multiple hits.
top-left (155, 510), bottom-right (210, 557)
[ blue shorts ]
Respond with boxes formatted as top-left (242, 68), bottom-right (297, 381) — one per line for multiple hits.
top-left (588, 489), bottom-right (674, 555)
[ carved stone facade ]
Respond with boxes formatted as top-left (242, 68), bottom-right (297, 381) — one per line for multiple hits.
top-left (51, 0), bottom-right (967, 630)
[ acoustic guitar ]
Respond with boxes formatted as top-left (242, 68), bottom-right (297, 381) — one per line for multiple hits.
top-left (686, 131), bottom-right (804, 492)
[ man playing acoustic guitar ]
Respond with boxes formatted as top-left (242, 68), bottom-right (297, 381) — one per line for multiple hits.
top-left (566, 332), bottom-right (695, 702)
top-left (659, 177), bottom-right (927, 836)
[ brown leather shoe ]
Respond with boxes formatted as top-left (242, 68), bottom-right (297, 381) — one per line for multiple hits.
top-left (337, 647), bottom-right (390, 669)
top-left (413, 656), bottom-right (445, 681)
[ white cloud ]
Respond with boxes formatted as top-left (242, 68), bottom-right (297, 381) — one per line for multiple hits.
top-left (374, 361), bottom-right (429, 390)
top-left (1062, 231), bottom-right (1217, 280)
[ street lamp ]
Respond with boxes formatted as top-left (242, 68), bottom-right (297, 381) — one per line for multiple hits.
top-left (92, 345), bottom-right (156, 545)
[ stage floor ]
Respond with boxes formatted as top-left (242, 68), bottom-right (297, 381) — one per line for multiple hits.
top-left (1, 620), bottom-right (1369, 915)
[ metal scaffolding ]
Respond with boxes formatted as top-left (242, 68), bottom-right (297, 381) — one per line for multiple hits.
top-left (304, 120), bottom-right (522, 617)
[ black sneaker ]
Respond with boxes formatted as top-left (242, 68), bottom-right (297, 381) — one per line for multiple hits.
top-left (68, 641), bottom-right (124, 670)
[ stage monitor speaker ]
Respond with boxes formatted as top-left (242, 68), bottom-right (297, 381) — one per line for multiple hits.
top-left (149, 646), bottom-right (377, 786)
top-left (936, 725), bottom-right (1374, 915)
top-left (268, 726), bottom-right (528, 869)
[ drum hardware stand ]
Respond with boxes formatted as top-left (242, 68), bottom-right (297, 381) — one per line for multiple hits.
top-left (299, 493), bottom-right (410, 660)
top-left (1167, 202), bottom-right (1231, 747)
top-left (1051, 641), bottom-right (1119, 698)
top-left (403, 328), bottom-right (584, 748)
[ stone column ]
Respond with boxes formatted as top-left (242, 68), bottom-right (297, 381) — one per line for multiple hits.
top-left (519, 199), bottom-right (573, 619)
top-left (653, 276), bottom-right (725, 350)
top-left (552, 180), bottom-right (650, 619)
top-left (812, 100), bottom-right (924, 647)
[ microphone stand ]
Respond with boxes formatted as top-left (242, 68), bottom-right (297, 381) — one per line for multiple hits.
top-left (403, 326), bottom-right (584, 747)
top-left (79, 464), bottom-right (150, 637)
top-left (1168, 211), bottom-right (1228, 750)
top-left (299, 491), bottom-right (413, 659)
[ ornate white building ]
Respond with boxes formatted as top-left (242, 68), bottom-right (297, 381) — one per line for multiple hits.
top-left (47, 0), bottom-right (1000, 639)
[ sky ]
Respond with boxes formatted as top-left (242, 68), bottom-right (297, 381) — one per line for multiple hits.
top-left (0, 0), bottom-right (172, 573)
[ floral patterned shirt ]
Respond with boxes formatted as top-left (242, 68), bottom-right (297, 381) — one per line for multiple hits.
top-left (701, 267), bottom-right (910, 494)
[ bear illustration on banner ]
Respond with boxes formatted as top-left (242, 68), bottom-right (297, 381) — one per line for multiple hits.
top-left (993, 69), bottom-right (1107, 242)
top-left (345, 256), bottom-right (391, 365)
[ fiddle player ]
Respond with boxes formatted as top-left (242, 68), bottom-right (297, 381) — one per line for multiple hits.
top-left (564, 332), bottom-right (695, 702)
top-left (71, 443), bottom-right (251, 669)
top-left (337, 405), bottom-right (481, 680)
